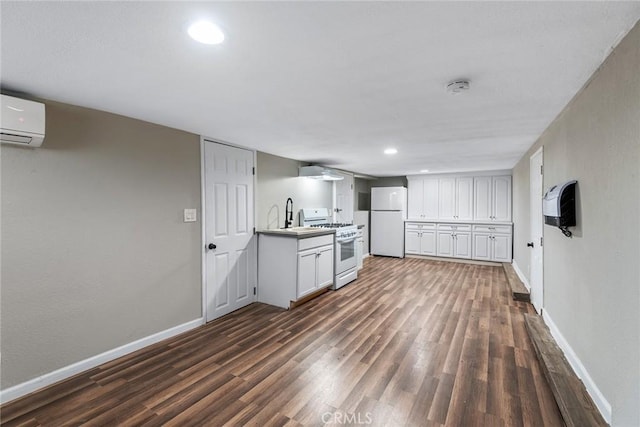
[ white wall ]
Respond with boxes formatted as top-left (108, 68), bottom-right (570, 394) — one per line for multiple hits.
top-left (256, 152), bottom-right (333, 229)
top-left (511, 21), bottom-right (639, 426)
top-left (1, 100), bottom-right (202, 389)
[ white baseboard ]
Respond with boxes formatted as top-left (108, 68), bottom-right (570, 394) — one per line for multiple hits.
top-left (542, 310), bottom-right (612, 423)
top-left (0, 317), bottom-right (204, 405)
top-left (363, 253), bottom-right (370, 258)
top-left (511, 260), bottom-right (530, 291)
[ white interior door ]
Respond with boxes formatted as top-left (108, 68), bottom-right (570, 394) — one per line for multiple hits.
top-left (204, 141), bottom-right (256, 322)
top-left (334, 172), bottom-right (354, 223)
top-left (530, 148), bottom-right (544, 314)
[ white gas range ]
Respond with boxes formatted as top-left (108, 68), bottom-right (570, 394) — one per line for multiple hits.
top-left (301, 208), bottom-right (358, 289)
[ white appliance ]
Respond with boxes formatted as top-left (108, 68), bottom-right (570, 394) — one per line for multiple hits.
top-left (370, 187), bottom-right (407, 257)
top-left (1, 95), bottom-right (46, 147)
top-left (301, 208), bottom-right (358, 289)
top-left (356, 226), bottom-right (364, 270)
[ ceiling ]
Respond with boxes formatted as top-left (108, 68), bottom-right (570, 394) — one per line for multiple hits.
top-left (2, 2), bottom-right (639, 177)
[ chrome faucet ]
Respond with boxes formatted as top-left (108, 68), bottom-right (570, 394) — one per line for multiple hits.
top-left (284, 198), bottom-right (294, 228)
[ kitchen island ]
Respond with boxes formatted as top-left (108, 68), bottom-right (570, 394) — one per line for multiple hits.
top-left (257, 228), bottom-right (335, 309)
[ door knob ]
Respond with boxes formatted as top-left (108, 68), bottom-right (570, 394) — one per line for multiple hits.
top-left (527, 242), bottom-right (534, 248)
top-left (208, 243), bottom-right (217, 250)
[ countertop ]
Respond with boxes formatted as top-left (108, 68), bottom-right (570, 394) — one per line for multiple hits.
top-left (257, 227), bottom-right (335, 238)
top-left (405, 219), bottom-right (513, 226)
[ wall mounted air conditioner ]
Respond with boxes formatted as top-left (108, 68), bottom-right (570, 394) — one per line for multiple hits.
top-left (1, 94), bottom-right (46, 147)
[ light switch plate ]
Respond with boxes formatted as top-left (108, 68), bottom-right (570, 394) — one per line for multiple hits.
top-left (184, 209), bottom-right (197, 222)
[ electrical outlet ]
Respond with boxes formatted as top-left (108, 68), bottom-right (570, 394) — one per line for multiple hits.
top-left (184, 209), bottom-right (197, 222)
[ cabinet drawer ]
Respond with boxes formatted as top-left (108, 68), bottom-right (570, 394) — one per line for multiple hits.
top-left (437, 224), bottom-right (471, 232)
top-left (298, 234), bottom-right (334, 251)
top-left (472, 224), bottom-right (512, 234)
top-left (405, 222), bottom-right (436, 230)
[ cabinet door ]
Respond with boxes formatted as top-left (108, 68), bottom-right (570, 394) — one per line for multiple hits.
top-left (454, 232), bottom-right (472, 258)
top-left (492, 234), bottom-right (512, 262)
top-left (492, 176), bottom-right (512, 222)
top-left (297, 249), bottom-right (318, 298)
top-left (472, 233), bottom-right (491, 260)
top-left (423, 178), bottom-right (439, 220)
top-left (316, 245), bottom-right (334, 288)
top-left (405, 230), bottom-right (421, 254)
top-left (473, 176), bottom-right (492, 221)
top-left (437, 231), bottom-right (454, 257)
top-left (420, 230), bottom-right (437, 256)
top-left (456, 177), bottom-right (474, 221)
top-left (438, 178), bottom-right (456, 220)
top-left (407, 180), bottom-right (424, 219)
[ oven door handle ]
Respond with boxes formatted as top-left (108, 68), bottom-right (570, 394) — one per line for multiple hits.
top-left (338, 237), bottom-right (357, 244)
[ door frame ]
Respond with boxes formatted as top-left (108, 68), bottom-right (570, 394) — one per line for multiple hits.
top-left (529, 146), bottom-right (544, 314)
top-left (200, 136), bottom-right (258, 322)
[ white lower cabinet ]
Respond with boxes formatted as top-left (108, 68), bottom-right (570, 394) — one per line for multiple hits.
top-left (492, 234), bottom-right (512, 262)
top-left (297, 249), bottom-right (319, 298)
top-left (316, 245), bottom-right (334, 289)
top-left (473, 233), bottom-right (492, 260)
top-left (471, 225), bottom-right (512, 262)
top-left (453, 232), bottom-right (472, 258)
top-left (258, 233), bottom-right (334, 309)
top-left (437, 224), bottom-right (471, 259)
top-left (437, 231), bottom-right (454, 257)
top-left (405, 223), bottom-right (436, 256)
top-left (297, 241), bottom-right (333, 299)
top-left (406, 221), bottom-right (512, 262)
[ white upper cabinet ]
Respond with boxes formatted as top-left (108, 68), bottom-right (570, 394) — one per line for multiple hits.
top-left (456, 177), bottom-right (474, 221)
top-left (438, 177), bottom-right (472, 221)
top-left (423, 179), bottom-right (439, 219)
top-left (438, 178), bottom-right (456, 220)
top-left (407, 180), bottom-right (423, 219)
top-left (408, 172), bottom-right (512, 223)
top-left (492, 176), bottom-right (512, 222)
top-left (408, 177), bottom-right (438, 220)
top-left (473, 176), bottom-right (492, 221)
top-left (473, 175), bottom-right (511, 222)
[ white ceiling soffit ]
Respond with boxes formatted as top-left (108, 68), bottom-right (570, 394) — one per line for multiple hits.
top-left (1, 2), bottom-right (638, 176)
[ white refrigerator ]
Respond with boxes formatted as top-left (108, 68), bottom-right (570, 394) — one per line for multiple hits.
top-left (370, 186), bottom-right (407, 257)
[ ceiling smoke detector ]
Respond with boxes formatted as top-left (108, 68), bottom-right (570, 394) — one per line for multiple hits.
top-left (446, 80), bottom-right (470, 94)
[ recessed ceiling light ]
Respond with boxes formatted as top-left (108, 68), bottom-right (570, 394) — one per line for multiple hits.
top-left (188, 21), bottom-right (225, 45)
top-left (384, 148), bottom-right (398, 155)
top-left (420, 169), bottom-right (430, 173)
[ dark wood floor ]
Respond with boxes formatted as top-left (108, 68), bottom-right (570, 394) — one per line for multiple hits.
top-left (1, 257), bottom-right (563, 426)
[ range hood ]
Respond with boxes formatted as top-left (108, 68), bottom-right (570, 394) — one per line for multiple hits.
top-left (299, 165), bottom-right (344, 181)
